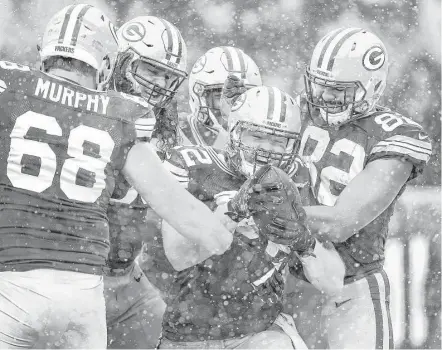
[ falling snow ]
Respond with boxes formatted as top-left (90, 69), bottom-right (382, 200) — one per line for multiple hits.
top-left (0, 0), bottom-right (439, 349)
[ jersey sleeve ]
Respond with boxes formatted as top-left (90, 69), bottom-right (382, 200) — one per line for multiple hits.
top-left (135, 116), bottom-right (156, 141)
top-left (162, 146), bottom-right (190, 188)
top-left (366, 112), bottom-right (433, 180)
top-left (0, 61), bottom-right (32, 111)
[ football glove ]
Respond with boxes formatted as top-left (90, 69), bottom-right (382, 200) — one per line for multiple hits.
top-left (228, 165), bottom-right (315, 253)
top-left (221, 74), bottom-right (248, 107)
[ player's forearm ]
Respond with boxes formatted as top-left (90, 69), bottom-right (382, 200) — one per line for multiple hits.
top-left (304, 159), bottom-right (412, 242)
top-left (303, 205), bottom-right (360, 242)
top-left (161, 202), bottom-right (237, 270)
top-left (161, 220), bottom-right (215, 271)
top-left (123, 142), bottom-right (233, 255)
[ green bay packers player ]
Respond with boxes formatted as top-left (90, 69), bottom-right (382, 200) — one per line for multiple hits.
top-left (180, 46), bottom-right (262, 148)
top-left (0, 6), bottom-right (234, 348)
top-left (103, 16), bottom-right (188, 349)
top-left (156, 86), bottom-right (345, 349)
top-left (298, 28), bottom-right (433, 349)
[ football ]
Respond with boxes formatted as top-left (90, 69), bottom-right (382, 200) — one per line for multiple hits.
top-left (250, 165), bottom-right (305, 231)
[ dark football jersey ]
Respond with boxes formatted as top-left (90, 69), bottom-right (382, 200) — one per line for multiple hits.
top-left (159, 145), bottom-right (298, 341)
top-left (0, 61), bottom-right (149, 274)
top-left (137, 208), bottom-right (178, 296)
top-left (107, 184), bottom-right (148, 271)
top-left (299, 100), bottom-right (432, 283)
top-left (105, 118), bottom-right (156, 273)
top-left (179, 113), bottom-right (229, 148)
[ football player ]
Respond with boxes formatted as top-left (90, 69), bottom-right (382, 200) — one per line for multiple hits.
top-left (180, 46), bottom-right (262, 147)
top-left (156, 85), bottom-right (345, 349)
top-left (298, 28), bottom-right (433, 349)
top-left (0, 5), bottom-right (234, 348)
top-left (103, 16), bottom-right (187, 349)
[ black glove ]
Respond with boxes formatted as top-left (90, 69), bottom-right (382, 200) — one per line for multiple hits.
top-left (228, 165), bottom-right (315, 253)
top-left (221, 74), bottom-right (248, 107)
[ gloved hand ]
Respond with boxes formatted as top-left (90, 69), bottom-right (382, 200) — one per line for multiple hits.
top-left (221, 74), bottom-right (248, 107)
top-left (227, 165), bottom-right (315, 253)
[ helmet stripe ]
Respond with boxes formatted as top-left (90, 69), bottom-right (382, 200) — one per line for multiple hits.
top-left (321, 27), bottom-right (361, 70)
top-left (266, 87), bottom-right (275, 120)
top-left (159, 19), bottom-right (174, 62)
top-left (221, 47), bottom-right (234, 71)
top-left (234, 48), bottom-right (247, 79)
top-left (168, 22), bottom-right (182, 64)
top-left (58, 5), bottom-right (76, 44)
top-left (326, 28), bottom-right (362, 70)
top-left (175, 30), bottom-right (183, 65)
top-left (279, 92), bottom-right (287, 123)
top-left (70, 5), bottom-right (93, 46)
top-left (316, 28), bottom-right (346, 69)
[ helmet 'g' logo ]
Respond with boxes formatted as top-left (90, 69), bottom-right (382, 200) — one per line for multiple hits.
top-left (363, 46), bottom-right (385, 71)
top-left (231, 92), bottom-right (247, 112)
top-left (122, 22), bottom-right (146, 42)
top-left (191, 55), bottom-right (207, 74)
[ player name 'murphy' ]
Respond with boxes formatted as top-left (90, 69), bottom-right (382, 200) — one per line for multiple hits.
top-left (34, 78), bottom-right (109, 115)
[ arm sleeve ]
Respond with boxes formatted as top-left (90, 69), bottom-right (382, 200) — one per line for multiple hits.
top-left (135, 116), bottom-right (156, 141)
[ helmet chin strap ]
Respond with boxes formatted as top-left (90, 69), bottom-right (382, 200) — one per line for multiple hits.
top-left (319, 105), bottom-right (352, 126)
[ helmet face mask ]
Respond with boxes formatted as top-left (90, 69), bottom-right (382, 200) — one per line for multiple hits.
top-left (229, 123), bottom-right (299, 177)
top-left (193, 85), bottom-right (225, 129)
top-left (111, 16), bottom-right (188, 107)
top-left (226, 86), bottom-right (302, 178)
top-left (124, 52), bottom-right (186, 107)
top-left (304, 67), bottom-right (369, 126)
top-left (305, 28), bottom-right (388, 127)
top-left (189, 47), bottom-right (262, 131)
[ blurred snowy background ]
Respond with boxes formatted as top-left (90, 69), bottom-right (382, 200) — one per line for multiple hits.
top-left (0, 0), bottom-right (440, 348)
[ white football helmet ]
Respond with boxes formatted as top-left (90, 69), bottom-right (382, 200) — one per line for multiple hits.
top-left (39, 4), bottom-right (118, 85)
top-left (109, 16), bottom-right (188, 108)
top-left (189, 46), bottom-right (262, 131)
top-left (304, 28), bottom-right (388, 126)
top-left (226, 86), bottom-right (302, 177)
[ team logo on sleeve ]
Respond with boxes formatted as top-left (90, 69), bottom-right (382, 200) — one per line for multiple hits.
top-left (122, 22), bottom-right (146, 42)
top-left (362, 46), bottom-right (385, 71)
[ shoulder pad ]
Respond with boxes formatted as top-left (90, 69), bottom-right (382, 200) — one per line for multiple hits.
top-left (118, 91), bottom-right (151, 108)
top-left (106, 91), bottom-right (154, 123)
top-left (359, 109), bottom-right (433, 177)
top-left (0, 60), bottom-right (31, 76)
top-left (0, 60), bottom-right (32, 92)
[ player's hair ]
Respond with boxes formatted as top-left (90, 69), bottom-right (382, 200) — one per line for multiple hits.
top-left (43, 56), bottom-right (96, 77)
